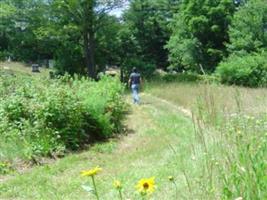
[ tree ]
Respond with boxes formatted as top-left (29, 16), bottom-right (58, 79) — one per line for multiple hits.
top-left (51, 0), bottom-right (126, 78)
top-left (95, 15), bottom-right (122, 71)
top-left (0, 1), bottom-right (16, 59)
top-left (166, 0), bottom-right (236, 72)
top-left (227, 0), bottom-right (267, 55)
top-left (120, 0), bottom-right (175, 69)
top-left (0, 0), bottom-right (54, 61)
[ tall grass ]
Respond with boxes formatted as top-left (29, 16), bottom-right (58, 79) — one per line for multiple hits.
top-left (147, 82), bottom-right (267, 199)
top-left (147, 82), bottom-right (267, 115)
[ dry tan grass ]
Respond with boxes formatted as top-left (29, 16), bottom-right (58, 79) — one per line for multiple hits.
top-left (147, 82), bottom-right (267, 115)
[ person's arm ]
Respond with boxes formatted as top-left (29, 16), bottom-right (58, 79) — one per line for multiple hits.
top-left (128, 75), bottom-right (132, 87)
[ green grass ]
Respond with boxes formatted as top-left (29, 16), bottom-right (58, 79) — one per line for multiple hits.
top-left (0, 61), bottom-right (50, 76)
top-left (146, 81), bottom-right (267, 199)
top-left (0, 95), bottom-right (199, 199)
top-left (1, 78), bottom-right (266, 199)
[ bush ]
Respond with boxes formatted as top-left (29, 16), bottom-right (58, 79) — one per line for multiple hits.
top-left (0, 74), bottom-right (127, 161)
top-left (0, 51), bottom-right (9, 61)
top-left (152, 72), bottom-right (218, 84)
top-left (122, 58), bottom-right (156, 80)
top-left (216, 52), bottom-right (267, 87)
top-left (162, 73), bottom-right (201, 82)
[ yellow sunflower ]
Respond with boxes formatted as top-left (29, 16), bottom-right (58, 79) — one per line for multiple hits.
top-left (136, 177), bottom-right (155, 195)
top-left (80, 166), bottom-right (102, 177)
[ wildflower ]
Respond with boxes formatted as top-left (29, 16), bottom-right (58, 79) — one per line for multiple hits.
top-left (168, 176), bottom-right (174, 182)
top-left (168, 175), bottom-right (178, 199)
top-left (113, 180), bottom-right (123, 200)
top-left (81, 166), bottom-right (102, 200)
top-left (136, 177), bottom-right (155, 195)
top-left (113, 180), bottom-right (122, 190)
top-left (235, 197), bottom-right (243, 200)
top-left (81, 166), bottom-right (102, 177)
top-left (240, 166), bottom-right (246, 173)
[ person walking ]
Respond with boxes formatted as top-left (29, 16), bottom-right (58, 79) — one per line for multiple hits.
top-left (128, 67), bottom-right (142, 104)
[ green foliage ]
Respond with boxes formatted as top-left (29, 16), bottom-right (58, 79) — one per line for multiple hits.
top-left (216, 0), bottom-right (267, 87)
top-left (152, 72), bottom-right (219, 84)
top-left (122, 58), bottom-right (156, 80)
top-left (95, 16), bottom-right (122, 70)
top-left (0, 0), bottom-right (124, 77)
top-left (0, 0), bottom-right (54, 61)
top-left (54, 42), bottom-right (85, 75)
top-left (0, 51), bottom-right (9, 61)
top-left (228, 0), bottom-right (267, 54)
top-left (167, 0), bottom-right (236, 72)
top-left (216, 52), bottom-right (267, 87)
top-left (120, 0), bottom-right (171, 69)
top-left (0, 161), bottom-right (13, 175)
top-left (159, 73), bottom-right (201, 83)
top-left (49, 0), bottom-right (125, 78)
top-left (0, 73), bottom-right (126, 161)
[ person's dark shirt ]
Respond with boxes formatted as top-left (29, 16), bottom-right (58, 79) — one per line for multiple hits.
top-left (130, 72), bottom-right (141, 85)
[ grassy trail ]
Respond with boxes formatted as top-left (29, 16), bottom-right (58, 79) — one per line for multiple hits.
top-left (0, 93), bottom-right (197, 200)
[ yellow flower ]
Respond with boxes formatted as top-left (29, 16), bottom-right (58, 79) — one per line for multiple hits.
top-left (136, 177), bottom-right (155, 195)
top-left (81, 166), bottom-right (102, 177)
top-left (113, 180), bottom-right (122, 190)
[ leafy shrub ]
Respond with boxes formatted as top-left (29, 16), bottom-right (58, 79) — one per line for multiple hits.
top-left (122, 58), bottom-right (156, 80)
top-left (0, 161), bottom-right (13, 175)
top-left (216, 52), bottom-right (267, 87)
top-left (0, 51), bottom-right (9, 61)
top-left (227, 0), bottom-right (267, 54)
top-left (54, 44), bottom-right (85, 75)
top-left (0, 74), bottom-right (126, 161)
top-left (162, 73), bottom-right (201, 82)
top-left (152, 72), bottom-right (218, 84)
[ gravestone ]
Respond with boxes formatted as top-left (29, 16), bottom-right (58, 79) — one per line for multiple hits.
top-left (48, 59), bottom-right (54, 68)
top-left (32, 64), bottom-right (40, 73)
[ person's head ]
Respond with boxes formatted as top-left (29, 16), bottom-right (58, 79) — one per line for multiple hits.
top-left (132, 67), bottom-right (137, 73)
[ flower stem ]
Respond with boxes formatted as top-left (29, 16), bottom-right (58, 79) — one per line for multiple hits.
top-left (91, 176), bottom-right (100, 200)
top-left (141, 194), bottom-right (147, 200)
top-left (118, 189), bottom-right (123, 200)
top-left (173, 181), bottom-right (178, 200)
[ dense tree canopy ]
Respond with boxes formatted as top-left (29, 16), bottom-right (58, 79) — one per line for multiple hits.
top-left (0, 0), bottom-right (125, 77)
top-left (167, 0), bottom-right (236, 73)
top-left (0, 0), bottom-right (266, 86)
top-left (0, 0), bottom-right (51, 61)
top-left (227, 0), bottom-right (267, 55)
top-left (122, 0), bottom-right (173, 69)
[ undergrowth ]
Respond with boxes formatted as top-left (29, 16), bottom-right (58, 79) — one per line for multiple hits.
top-left (0, 73), bottom-right (126, 168)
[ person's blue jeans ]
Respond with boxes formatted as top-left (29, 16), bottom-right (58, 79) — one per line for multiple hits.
top-left (131, 84), bottom-right (140, 104)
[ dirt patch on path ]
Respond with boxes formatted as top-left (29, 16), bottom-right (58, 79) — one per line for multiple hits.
top-left (144, 94), bottom-right (192, 117)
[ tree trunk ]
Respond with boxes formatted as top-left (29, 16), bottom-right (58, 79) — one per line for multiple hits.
top-left (83, 1), bottom-right (96, 79)
top-left (83, 31), bottom-right (96, 79)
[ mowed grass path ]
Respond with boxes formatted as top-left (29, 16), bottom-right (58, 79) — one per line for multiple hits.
top-left (0, 94), bottom-right (197, 200)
